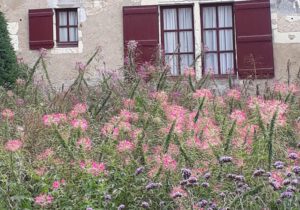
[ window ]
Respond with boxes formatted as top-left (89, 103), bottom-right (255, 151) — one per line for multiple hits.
top-left (161, 6), bottom-right (194, 76)
top-left (56, 9), bottom-right (78, 47)
top-left (201, 4), bottom-right (235, 75)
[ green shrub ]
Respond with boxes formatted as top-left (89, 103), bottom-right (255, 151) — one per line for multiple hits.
top-left (0, 12), bottom-right (21, 87)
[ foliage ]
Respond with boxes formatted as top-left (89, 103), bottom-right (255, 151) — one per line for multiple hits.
top-left (0, 12), bottom-right (24, 88)
top-left (0, 48), bottom-right (300, 210)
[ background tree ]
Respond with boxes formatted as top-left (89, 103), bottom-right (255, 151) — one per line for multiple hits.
top-left (0, 11), bottom-right (20, 87)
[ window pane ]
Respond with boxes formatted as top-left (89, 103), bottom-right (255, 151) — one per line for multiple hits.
top-left (59, 28), bottom-right (68, 42)
top-left (180, 54), bottom-right (194, 74)
top-left (219, 30), bottom-right (233, 51)
top-left (164, 32), bottom-right (178, 53)
top-left (69, 27), bottom-right (78, 42)
top-left (69, 11), bottom-right (78, 25)
top-left (180, 31), bottom-right (193, 53)
top-left (204, 30), bottom-right (217, 51)
top-left (205, 53), bottom-right (218, 74)
top-left (178, 8), bottom-right (192, 29)
top-left (163, 9), bottom-right (177, 30)
top-left (59, 12), bottom-right (68, 26)
top-left (218, 6), bottom-right (232, 28)
top-left (220, 53), bottom-right (234, 74)
top-left (203, 7), bottom-right (216, 28)
top-left (166, 55), bottom-right (178, 75)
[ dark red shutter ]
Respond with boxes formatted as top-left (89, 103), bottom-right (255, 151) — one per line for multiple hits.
top-left (234, 0), bottom-right (274, 79)
top-left (123, 6), bottom-right (159, 65)
top-left (29, 9), bottom-right (54, 50)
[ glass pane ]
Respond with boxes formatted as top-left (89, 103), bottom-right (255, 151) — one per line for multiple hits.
top-left (203, 7), bottom-right (216, 28)
top-left (59, 12), bottom-right (68, 26)
top-left (205, 53), bottom-right (218, 74)
top-left (163, 9), bottom-right (177, 30)
top-left (204, 30), bottom-right (217, 51)
top-left (166, 55), bottom-right (178, 75)
top-left (69, 11), bottom-right (78, 25)
top-left (59, 28), bottom-right (68, 42)
top-left (218, 6), bottom-right (233, 28)
top-left (180, 54), bottom-right (194, 74)
top-left (69, 27), bottom-right (78, 42)
top-left (179, 31), bottom-right (193, 53)
top-left (219, 30), bottom-right (233, 51)
top-left (220, 53), bottom-right (234, 74)
top-left (164, 32), bottom-right (178, 53)
top-left (178, 8), bottom-right (192, 29)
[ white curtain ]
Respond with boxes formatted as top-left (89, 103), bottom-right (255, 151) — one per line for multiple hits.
top-left (166, 55), bottom-right (178, 75)
top-left (179, 8), bottom-right (192, 29)
top-left (163, 8), bottom-right (194, 75)
top-left (59, 28), bottom-right (68, 42)
top-left (163, 9), bottom-right (177, 30)
top-left (219, 30), bottom-right (233, 51)
top-left (205, 53), bottom-right (218, 74)
top-left (204, 30), bottom-right (217, 51)
top-left (69, 11), bottom-right (77, 25)
top-left (218, 6), bottom-right (232, 27)
top-left (180, 54), bottom-right (193, 74)
top-left (203, 7), bottom-right (216, 28)
top-left (59, 12), bottom-right (67, 26)
top-left (220, 53), bottom-right (234, 74)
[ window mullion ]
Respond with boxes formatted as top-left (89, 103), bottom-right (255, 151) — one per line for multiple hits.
top-left (67, 11), bottom-right (70, 42)
top-left (176, 7), bottom-right (181, 75)
top-left (216, 6), bottom-right (221, 75)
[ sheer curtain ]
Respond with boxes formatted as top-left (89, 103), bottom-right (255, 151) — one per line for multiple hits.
top-left (203, 6), bottom-right (234, 74)
top-left (203, 7), bottom-right (218, 73)
top-left (163, 8), bottom-right (194, 75)
top-left (59, 12), bottom-right (68, 42)
top-left (218, 6), bottom-right (233, 74)
top-left (69, 11), bottom-right (78, 42)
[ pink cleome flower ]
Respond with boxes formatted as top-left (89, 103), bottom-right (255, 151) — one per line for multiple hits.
top-left (230, 110), bottom-right (247, 125)
top-left (123, 98), bottom-right (135, 109)
top-left (52, 181), bottom-right (60, 190)
top-left (34, 194), bottom-right (53, 207)
top-left (184, 67), bottom-right (196, 77)
top-left (193, 89), bottom-right (213, 100)
top-left (76, 137), bottom-right (92, 151)
top-left (1, 109), bottom-right (15, 120)
top-left (73, 103), bottom-right (88, 114)
top-left (37, 148), bottom-right (54, 160)
top-left (117, 140), bottom-right (135, 153)
top-left (4, 139), bottom-right (22, 152)
top-left (227, 89), bottom-right (241, 100)
top-left (162, 154), bottom-right (177, 171)
top-left (42, 113), bottom-right (67, 126)
top-left (71, 118), bottom-right (88, 131)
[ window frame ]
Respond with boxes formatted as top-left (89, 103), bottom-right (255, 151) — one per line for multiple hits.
top-left (200, 3), bottom-right (237, 77)
top-left (55, 8), bottom-right (79, 48)
top-left (160, 5), bottom-right (195, 76)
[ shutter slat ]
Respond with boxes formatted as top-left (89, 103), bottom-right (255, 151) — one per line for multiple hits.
top-left (123, 6), bottom-right (159, 65)
top-left (234, 0), bottom-right (274, 79)
top-left (29, 9), bottom-right (54, 50)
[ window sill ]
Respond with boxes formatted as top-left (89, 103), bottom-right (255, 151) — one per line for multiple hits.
top-left (56, 42), bottom-right (78, 48)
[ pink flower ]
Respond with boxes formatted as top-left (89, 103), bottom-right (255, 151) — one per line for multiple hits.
top-left (76, 137), bottom-right (92, 151)
top-left (1, 109), bottom-right (14, 120)
top-left (184, 67), bottom-right (196, 77)
top-left (37, 148), bottom-right (54, 160)
top-left (162, 154), bottom-right (177, 171)
top-left (4, 140), bottom-right (22, 152)
top-left (230, 110), bottom-right (247, 125)
top-left (42, 113), bottom-right (67, 126)
top-left (71, 118), bottom-right (88, 131)
top-left (193, 89), bottom-right (213, 100)
top-left (123, 99), bottom-right (135, 109)
top-left (73, 103), bottom-right (88, 114)
top-left (117, 140), bottom-right (135, 153)
top-left (52, 181), bottom-right (60, 189)
top-left (35, 167), bottom-right (47, 176)
top-left (152, 91), bottom-right (168, 103)
top-left (227, 89), bottom-right (241, 100)
top-left (34, 194), bottom-right (53, 206)
top-left (88, 161), bottom-right (106, 176)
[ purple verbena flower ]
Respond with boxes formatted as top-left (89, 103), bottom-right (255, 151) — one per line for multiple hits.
top-left (181, 168), bottom-right (192, 180)
top-left (288, 152), bottom-right (298, 160)
top-left (117, 204), bottom-right (125, 210)
top-left (280, 191), bottom-right (294, 199)
top-left (219, 156), bottom-right (233, 164)
top-left (292, 166), bottom-right (300, 174)
top-left (201, 182), bottom-right (210, 188)
top-left (253, 168), bottom-right (265, 177)
top-left (141, 201), bottom-right (150, 209)
top-left (135, 166), bottom-right (145, 176)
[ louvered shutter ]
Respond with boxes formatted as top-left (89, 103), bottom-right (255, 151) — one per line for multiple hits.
top-left (234, 0), bottom-right (274, 79)
top-left (29, 9), bottom-right (54, 50)
top-left (123, 6), bottom-right (159, 65)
